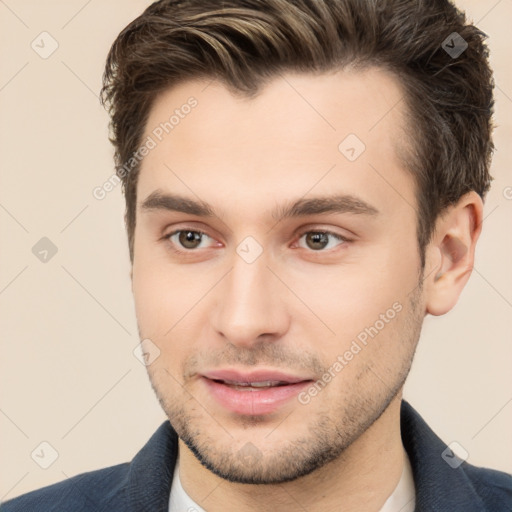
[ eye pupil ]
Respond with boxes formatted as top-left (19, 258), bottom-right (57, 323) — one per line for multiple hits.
top-left (306, 232), bottom-right (329, 250)
top-left (179, 230), bottom-right (202, 249)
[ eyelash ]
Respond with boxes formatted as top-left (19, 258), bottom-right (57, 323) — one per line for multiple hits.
top-left (163, 228), bottom-right (350, 255)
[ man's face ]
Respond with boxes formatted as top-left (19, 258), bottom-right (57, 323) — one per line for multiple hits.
top-left (132, 67), bottom-right (426, 484)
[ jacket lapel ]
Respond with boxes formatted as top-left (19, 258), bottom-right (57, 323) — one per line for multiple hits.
top-left (127, 420), bottom-right (178, 512)
top-left (401, 400), bottom-right (487, 512)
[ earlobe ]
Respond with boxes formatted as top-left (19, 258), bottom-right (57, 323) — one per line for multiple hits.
top-left (424, 192), bottom-right (484, 317)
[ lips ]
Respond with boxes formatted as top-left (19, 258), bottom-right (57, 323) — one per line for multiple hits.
top-left (202, 368), bottom-right (312, 385)
top-left (219, 380), bottom-right (288, 388)
top-left (201, 368), bottom-right (314, 415)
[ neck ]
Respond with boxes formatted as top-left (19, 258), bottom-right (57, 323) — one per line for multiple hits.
top-left (178, 394), bottom-right (405, 512)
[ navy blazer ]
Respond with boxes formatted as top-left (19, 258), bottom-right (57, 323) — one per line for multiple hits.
top-left (2, 400), bottom-right (511, 511)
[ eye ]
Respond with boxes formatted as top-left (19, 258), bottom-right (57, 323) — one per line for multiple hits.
top-left (165, 229), bottom-right (215, 251)
top-left (163, 227), bottom-right (349, 254)
top-left (297, 230), bottom-right (349, 251)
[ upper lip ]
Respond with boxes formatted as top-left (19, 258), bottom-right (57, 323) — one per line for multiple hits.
top-left (202, 368), bottom-right (313, 384)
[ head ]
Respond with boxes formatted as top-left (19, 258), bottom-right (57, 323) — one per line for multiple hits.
top-left (101, 0), bottom-right (494, 484)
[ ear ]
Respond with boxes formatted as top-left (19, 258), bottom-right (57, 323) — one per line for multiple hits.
top-left (424, 191), bottom-right (484, 316)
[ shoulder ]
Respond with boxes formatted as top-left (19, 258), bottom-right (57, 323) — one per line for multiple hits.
top-left (463, 462), bottom-right (512, 510)
top-left (0, 462), bottom-right (130, 512)
top-left (1, 420), bottom-right (178, 512)
top-left (401, 400), bottom-right (512, 511)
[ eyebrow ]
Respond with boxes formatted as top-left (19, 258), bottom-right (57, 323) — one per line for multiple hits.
top-left (140, 190), bottom-right (380, 221)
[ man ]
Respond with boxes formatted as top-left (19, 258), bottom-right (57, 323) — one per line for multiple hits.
top-left (3, 0), bottom-right (511, 511)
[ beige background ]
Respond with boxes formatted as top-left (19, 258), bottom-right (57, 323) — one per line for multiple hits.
top-left (1, 0), bottom-right (511, 502)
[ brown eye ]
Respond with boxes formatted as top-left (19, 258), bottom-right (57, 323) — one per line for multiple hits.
top-left (305, 232), bottom-right (329, 250)
top-left (298, 231), bottom-right (348, 251)
top-left (166, 230), bottom-right (209, 250)
top-left (178, 230), bottom-right (203, 249)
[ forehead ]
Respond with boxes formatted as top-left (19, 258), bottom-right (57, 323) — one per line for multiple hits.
top-left (137, 67), bottom-right (415, 224)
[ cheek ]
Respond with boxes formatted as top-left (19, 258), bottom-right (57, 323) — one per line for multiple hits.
top-left (132, 267), bottom-right (187, 381)
top-left (132, 235), bottom-right (184, 322)
top-left (131, 252), bottom-right (214, 369)
top-left (303, 268), bottom-right (406, 328)
top-left (299, 245), bottom-right (419, 357)
top-left (131, 252), bottom-right (179, 338)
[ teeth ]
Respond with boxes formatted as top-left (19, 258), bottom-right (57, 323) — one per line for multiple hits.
top-left (249, 381), bottom-right (283, 387)
top-left (221, 379), bottom-right (285, 387)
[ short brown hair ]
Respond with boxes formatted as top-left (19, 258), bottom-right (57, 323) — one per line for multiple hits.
top-left (100, 0), bottom-right (494, 269)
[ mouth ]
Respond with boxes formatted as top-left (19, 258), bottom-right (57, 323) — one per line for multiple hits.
top-left (209, 379), bottom-right (295, 390)
top-left (202, 368), bottom-right (312, 385)
top-left (200, 369), bottom-right (314, 415)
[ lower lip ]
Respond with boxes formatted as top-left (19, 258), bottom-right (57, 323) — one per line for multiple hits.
top-left (201, 377), bottom-right (311, 415)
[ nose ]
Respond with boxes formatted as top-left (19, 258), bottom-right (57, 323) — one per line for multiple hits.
top-left (211, 249), bottom-right (290, 348)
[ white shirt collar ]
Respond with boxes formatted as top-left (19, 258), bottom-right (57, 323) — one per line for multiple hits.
top-left (378, 450), bottom-right (416, 512)
top-left (168, 449), bottom-right (207, 512)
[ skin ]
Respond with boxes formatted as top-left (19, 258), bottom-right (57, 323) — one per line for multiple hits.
top-left (131, 67), bottom-right (483, 512)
